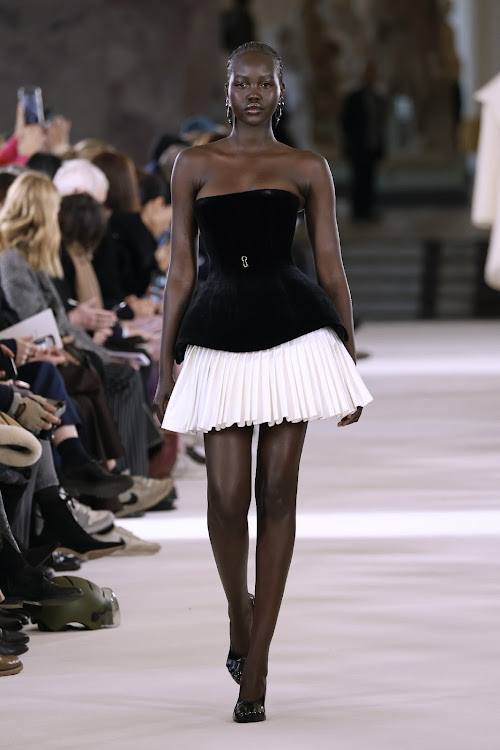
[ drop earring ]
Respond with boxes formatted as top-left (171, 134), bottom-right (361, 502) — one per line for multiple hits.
top-left (274, 98), bottom-right (284, 126)
top-left (226, 99), bottom-right (233, 125)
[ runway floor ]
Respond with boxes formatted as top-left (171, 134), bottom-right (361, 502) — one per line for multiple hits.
top-left (2, 321), bottom-right (499, 750)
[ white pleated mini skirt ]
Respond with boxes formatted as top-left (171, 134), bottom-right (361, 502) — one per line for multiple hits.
top-left (162, 327), bottom-right (373, 435)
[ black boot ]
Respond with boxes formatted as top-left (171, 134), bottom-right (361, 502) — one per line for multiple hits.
top-left (0, 627), bottom-right (29, 656)
top-left (1, 566), bottom-right (83, 607)
top-left (34, 487), bottom-right (124, 561)
top-left (0, 544), bottom-right (83, 607)
top-left (0, 612), bottom-right (29, 631)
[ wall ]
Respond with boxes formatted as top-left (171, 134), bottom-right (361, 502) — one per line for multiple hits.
top-left (0, 0), bottom-right (220, 162)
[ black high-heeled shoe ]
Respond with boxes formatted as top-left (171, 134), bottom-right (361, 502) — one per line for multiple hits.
top-left (226, 593), bottom-right (254, 684)
top-left (233, 694), bottom-right (266, 723)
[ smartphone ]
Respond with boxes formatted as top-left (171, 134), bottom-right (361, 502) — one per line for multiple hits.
top-left (38, 398), bottom-right (65, 440)
top-left (34, 334), bottom-right (56, 348)
top-left (45, 398), bottom-right (66, 419)
top-left (17, 86), bottom-right (45, 125)
top-left (0, 351), bottom-right (18, 380)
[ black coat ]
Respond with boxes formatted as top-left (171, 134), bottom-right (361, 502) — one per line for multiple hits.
top-left (341, 86), bottom-right (387, 160)
top-left (92, 212), bottom-right (158, 310)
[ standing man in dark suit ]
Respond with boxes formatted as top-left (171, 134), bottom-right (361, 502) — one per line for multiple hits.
top-left (341, 61), bottom-right (387, 221)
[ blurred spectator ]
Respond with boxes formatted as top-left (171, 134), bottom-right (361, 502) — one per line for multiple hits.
top-left (137, 170), bottom-right (172, 281)
top-left (146, 133), bottom-right (187, 175)
top-left (472, 72), bottom-right (500, 290)
top-left (57, 193), bottom-right (109, 312)
top-left (179, 115), bottom-right (227, 145)
top-left (91, 151), bottom-right (157, 317)
top-left (0, 171), bottom-right (150, 476)
top-left (92, 150), bottom-right (141, 213)
top-left (0, 103), bottom-right (72, 168)
top-left (220, 0), bottom-right (255, 52)
top-left (26, 153), bottom-right (62, 179)
top-left (341, 61), bottom-right (388, 221)
top-left (73, 138), bottom-right (115, 162)
top-left (53, 159), bottom-right (109, 204)
top-left (0, 170), bottom-right (20, 209)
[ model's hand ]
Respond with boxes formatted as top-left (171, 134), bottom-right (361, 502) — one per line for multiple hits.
top-left (337, 406), bottom-right (363, 427)
top-left (153, 377), bottom-right (175, 423)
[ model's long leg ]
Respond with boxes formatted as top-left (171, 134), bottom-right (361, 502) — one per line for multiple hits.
top-left (239, 419), bottom-right (308, 702)
top-left (204, 424), bottom-right (254, 657)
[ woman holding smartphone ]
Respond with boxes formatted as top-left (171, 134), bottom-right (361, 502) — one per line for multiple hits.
top-left (154, 42), bottom-right (372, 723)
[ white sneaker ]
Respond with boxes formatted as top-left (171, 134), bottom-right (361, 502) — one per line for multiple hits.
top-left (67, 497), bottom-right (115, 534)
top-left (93, 525), bottom-right (161, 555)
top-left (115, 476), bottom-right (175, 518)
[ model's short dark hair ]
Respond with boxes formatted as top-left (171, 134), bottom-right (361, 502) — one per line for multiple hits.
top-left (226, 41), bottom-right (283, 82)
top-left (58, 192), bottom-right (108, 252)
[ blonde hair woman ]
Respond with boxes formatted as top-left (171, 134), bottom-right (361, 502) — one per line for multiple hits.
top-left (0, 170), bottom-right (151, 479)
top-left (0, 171), bottom-right (63, 279)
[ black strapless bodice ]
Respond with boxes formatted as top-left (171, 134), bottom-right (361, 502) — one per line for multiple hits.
top-left (175, 189), bottom-right (347, 363)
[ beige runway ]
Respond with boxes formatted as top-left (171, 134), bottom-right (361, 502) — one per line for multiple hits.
top-left (2, 322), bottom-right (499, 750)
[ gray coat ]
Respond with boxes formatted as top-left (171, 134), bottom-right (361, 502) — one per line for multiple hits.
top-left (0, 247), bottom-right (109, 362)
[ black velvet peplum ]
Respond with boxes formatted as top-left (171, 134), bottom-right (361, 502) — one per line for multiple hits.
top-left (174, 189), bottom-right (347, 363)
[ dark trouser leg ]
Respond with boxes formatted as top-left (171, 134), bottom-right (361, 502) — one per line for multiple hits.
top-left (204, 424), bottom-right (254, 657)
top-left (103, 364), bottom-right (148, 475)
top-left (241, 419), bottom-right (308, 701)
top-left (61, 363), bottom-right (124, 461)
top-left (0, 490), bottom-right (22, 554)
top-left (0, 464), bottom-right (37, 548)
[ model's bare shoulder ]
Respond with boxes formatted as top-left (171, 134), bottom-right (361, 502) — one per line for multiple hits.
top-left (172, 144), bottom-right (209, 175)
top-left (171, 144), bottom-right (219, 196)
top-left (284, 148), bottom-right (333, 198)
top-left (296, 149), bottom-right (331, 177)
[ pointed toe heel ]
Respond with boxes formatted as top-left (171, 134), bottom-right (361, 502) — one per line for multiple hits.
top-left (226, 648), bottom-right (246, 685)
top-left (226, 593), bottom-right (254, 684)
top-left (233, 695), bottom-right (266, 723)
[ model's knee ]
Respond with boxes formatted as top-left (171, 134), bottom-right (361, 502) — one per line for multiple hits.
top-left (207, 485), bottom-right (249, 527)
top-left (256, 479), bottom-right (296, 522)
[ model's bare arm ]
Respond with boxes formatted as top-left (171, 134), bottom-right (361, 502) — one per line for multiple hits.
top-left (303, 153), bottom-right (362, 426)
top-left (303, 153), bottom-right (357, 362)
top-left (153, 150), bottom-right (199, 421)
